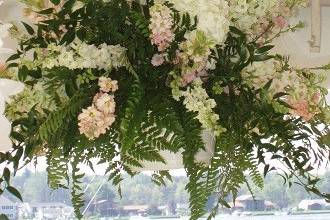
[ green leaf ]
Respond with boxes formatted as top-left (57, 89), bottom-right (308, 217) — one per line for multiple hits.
top-left (263, 79), bottom-right (273, 91)
top-left (13, 148), bottom-right (24, 174)
top-left (321, 132), bottom-right (330, 146)
top-left (6, 186), bottom-right (23, 202)
top-left (0, 214), bottom-right (9, 220)
top-left (256, 45), bottom-right (274, 54)
top-left (254, 54), bottom-right (273, 62)
top-left (6, 63), bottom-right (18, 68)
top-left (18, 66), bottom-right (29, 82)
top-left (50, 0), bottom-right (61, 5)
top-left (37, 8), bottom-right (54, 15)
top-left (277, 100), bottom-right (294, 109)
top-left (22, 22), bottom-right (35, 35)
top-left (229, 26), bottom-right (245, 37)
top-left (60, 30), bottom-right (76, 45)
top-left (273, 92), bottom-right (288, 99)
top-left (6, 53), bottom-right (20, 62)
top-left (10, 132), bottom-right (25, 142)
top-left (3, 168), bottom-right (10, 183)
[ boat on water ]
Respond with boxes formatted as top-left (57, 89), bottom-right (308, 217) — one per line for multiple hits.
top-left (231, 210), bottom-right (242, 216)
top-left (274, 211), bottom-right (289, 216)
top-left (241, 211), bottom-right (253, 216)
top-left (113, 215), bottom-right (181, 220)
top-left (149, 216), bottom-right (181, 219)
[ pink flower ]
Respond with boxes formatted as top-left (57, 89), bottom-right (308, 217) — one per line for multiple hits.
top-left (311, 91), bottom-right (321, 104)
top-left (273, 16), bottom-right (288, 29)
top-left (78, 106), bottom-right (104, 139)
top-left (290, 99), bottom-right (314, 121)
top-left (149, 4), bottom-right (174, 52)
top-left (94, 93), bottom-right (116, 115)
top-left (98, 77), bottom-right (118, 93)
top-left (151, 54), bottom-right (165, 66)
top-left (78, 105), bottom-right (116, 140)
top-left (182, 72), bottom-right (197, 86)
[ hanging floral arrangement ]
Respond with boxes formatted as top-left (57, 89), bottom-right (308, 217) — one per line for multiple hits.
top-left (0, 0), bottom-right (330, 219)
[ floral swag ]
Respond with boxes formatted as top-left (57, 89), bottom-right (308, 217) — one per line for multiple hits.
top-left (0, 0), bottom-right (330, 219)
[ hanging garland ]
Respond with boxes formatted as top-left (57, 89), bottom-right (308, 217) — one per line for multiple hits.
top-left (0, 0), bottom-right (330, 219)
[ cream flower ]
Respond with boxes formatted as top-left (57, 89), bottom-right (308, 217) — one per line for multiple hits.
top-left (37, 40), bottom-right (128, 71)
top-left (94, 93), bottom-right (116, 115)
top-left (78, 105), bottom-right (115, 140)
top-left (98, 77), bottom-right (118, 93)
top-left (169, 0), bottom-right (230, 45)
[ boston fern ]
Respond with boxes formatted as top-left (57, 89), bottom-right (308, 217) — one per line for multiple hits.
top-left (0, 0), bottom-right (329, 219)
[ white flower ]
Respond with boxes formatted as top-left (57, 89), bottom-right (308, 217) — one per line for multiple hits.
top-left (0, 79), bottom-right (24, 152)
top-left (180, 78), bottom-right (226, 136)
top-left (38, 39), bottom-right (128, 71)
top-left (169, 0), bottom-right (230, 45)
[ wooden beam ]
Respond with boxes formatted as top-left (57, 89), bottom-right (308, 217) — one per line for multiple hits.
top-left (320, 0), bottom-right (330, 6)
top-left (309, 0), bottom-right (330, 6)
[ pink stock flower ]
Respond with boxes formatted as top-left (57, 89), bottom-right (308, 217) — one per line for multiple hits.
top-left (311, 91), bottom-right (321, 104)
top-left (182, 72), bottom-right (197, 86)
top-left (78, 106), bottom-right (104, 139)
top-left (79, 76), bottom-right (119, 140)
top-left (94, 93), bottom-right (116, 115)
top-left (151, 54), bottom-right (165, 66)
top-left (98, 77), bottom-right (118, 93)
top-left (149, 4), bottom-right (174, 52)
top-left (273, 16), bottom-right (288, 29)
top-left (290, 99), bottom-right (314, 121)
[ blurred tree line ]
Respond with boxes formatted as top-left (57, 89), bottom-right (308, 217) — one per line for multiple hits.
top-left (9, 170), bottom-right (330, 212)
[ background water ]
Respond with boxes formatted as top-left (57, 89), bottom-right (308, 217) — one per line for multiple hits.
top-left (209, 215), bottom-right (330, 220)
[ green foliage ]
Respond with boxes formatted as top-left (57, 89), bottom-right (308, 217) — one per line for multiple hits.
top-left (46, 148), bottom-right (69, 189)
top-left (71, 152), bottom-right (85, 219)
top-left (1, 1), bottom-right (329, 220)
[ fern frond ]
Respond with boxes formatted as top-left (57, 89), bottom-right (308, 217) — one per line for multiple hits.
top-left (70, 151), bottom-right (85, 220)
top-left (119, 78), bottom-right (145, 152)
top-left (46, 148), bottom-right (69, 190)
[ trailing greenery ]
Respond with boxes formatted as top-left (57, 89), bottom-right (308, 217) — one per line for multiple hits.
top-left (0, 0), bottom-right (329, 220)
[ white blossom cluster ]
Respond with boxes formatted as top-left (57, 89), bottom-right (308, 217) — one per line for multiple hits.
top-left (37, 40), bottom-right (128, 71)
top-left (5, 81), bottom-right (57, 120)
top-left (229, 0), bottom-right (277, 31)
top-left (181, 78), bottom-right (226, 136)
top-left (169, 0), bottom-right (230, 45)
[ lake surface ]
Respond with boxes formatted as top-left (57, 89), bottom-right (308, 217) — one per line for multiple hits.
top-left (133, 214), bottom-right (330, 220)
top-left (211, 214), bottom-right (330, 220)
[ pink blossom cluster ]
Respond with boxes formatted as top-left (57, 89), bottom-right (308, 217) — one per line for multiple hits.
top-left (149, 4), bottom-right (174, 52)
top-left (181, 68), bottom-right (208, 87)
top-left (78, 77), bottom-right (118, 140)
top-left (272, 1), bottom-right (291, 29)
top-left (245, 0), bottom-right (292, 44)
top-left (289, 91), bottom-right (321, 121)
